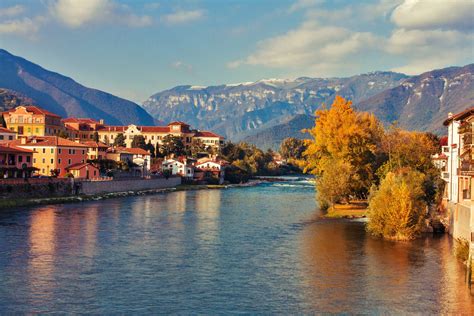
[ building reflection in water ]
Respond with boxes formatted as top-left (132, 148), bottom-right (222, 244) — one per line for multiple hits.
top-left (27, 207), bottom-right (57, 304)
top-left (195, 190), bottom-right (221, 244)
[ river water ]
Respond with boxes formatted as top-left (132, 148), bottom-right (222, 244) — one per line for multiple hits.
top-left (0, 179), bottom-right (472, 313)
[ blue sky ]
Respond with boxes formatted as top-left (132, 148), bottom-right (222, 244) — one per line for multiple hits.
top-left (0, 0), bottom-right (473, 103)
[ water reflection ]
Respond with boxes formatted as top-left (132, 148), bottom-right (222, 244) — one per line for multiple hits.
top-left (28, 207), bottom-right (57, 305)
top-left (0, 182), bottom-right (472, 313)
top-left (299, 220), bottom-right (474, 314)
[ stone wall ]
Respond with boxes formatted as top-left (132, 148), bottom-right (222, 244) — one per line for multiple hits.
top-left (80, 177), bottom-right (181, 195)
top-left (0, 179), bottom-right (74, 199)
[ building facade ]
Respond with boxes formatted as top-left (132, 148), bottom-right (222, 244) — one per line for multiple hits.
top-left (442, 108), bottom-right (474, 259)
top-left (2, 106), bottom-right (63, 136)
top-left (0, 144), bottom-right (34, 178)
top-left (12, 136), bottom-right (89, 177)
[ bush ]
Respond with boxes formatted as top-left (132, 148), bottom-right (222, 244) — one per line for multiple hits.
top-left (367, 170), bottom-right (427, 241)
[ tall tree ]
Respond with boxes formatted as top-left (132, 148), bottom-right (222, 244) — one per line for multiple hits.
top-left (131, 135), bottom-right (147, 149)
top-left (113, 133), bottom-right (126, 147)
top-left (92, 131), bottom-right (99, 142)
top-left (144, 140), bottom-right (155, 157)
top-left (280, 137), bottom-right (307, 160)
top-left (160, 135), bottom-right (185, 157)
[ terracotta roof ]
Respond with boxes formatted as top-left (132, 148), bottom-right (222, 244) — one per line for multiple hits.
top-left (443, 107), bottom-right (474, 126)
top-left (66, 162), bottom-right (98, 170)
top-left (196, 158), bottom-right (229, 166)
top-left (439, 136), bottom-right (448, 147)
top-left (0, 143), bottom-right (33, 154)
top-left (81, 141), bottom-right (109, 148)
top-left (168, 121), bottom-right (190, 126)
top-left (194, 131), bottom-right (224, 139)
top-left (107, 147), bottom-right (150, 155)
top-left (10, 136), bottom-right (88, 148)
top-left (5, 106), bottom-right (61, 118)
top-left (62, 118), bottom-right (100, 124)
top-left (0, 127), bottom-right (15, 134)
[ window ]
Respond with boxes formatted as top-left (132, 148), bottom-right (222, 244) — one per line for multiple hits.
top-left (33, 158), bottom-right (36, 163)
top-left (42, 148), bottom-right (46, 154)
top-left (68, 159), bottom-right (71, 165)
top-left (35, 128), bottom-right (39, 133)
top-left (0, 135), bottom-right (3, 140)
top-left (59, 148), bottom-right (62, 154)
top-left (72, 149), bottom-right (75, 154)
top-left (18, 155), bottom-right (23, 163)
top-left (58, 158), bottom-right (61, 164)
top-left (27, 156), bottom-right (31, 163)
top-left (82, 150), bottom-right (85, 155)
top-left (42, 158), bottom-right (45, 163)
top-left (51, 148), bottom-right (54, 154)
top-left (51, 159), bottom-right (54, 164)
top-left (8, 136), bottom-right (12, 140)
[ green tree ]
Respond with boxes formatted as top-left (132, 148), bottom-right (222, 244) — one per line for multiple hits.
top-left (0, 115), bottom-right (6, 128)
top-left (144, 140), bottom-right (155, 158)
top-left (367, 170), bottom-right (427, 241)
top-left (160, 135), bottom-right (185, 157)
top-left (92, 131), bottom-right (99, 142)
top-left (190, 138), bottom-right (207, 157)
top-left (131, 135), bottom-right (147, 149)
top-left (113, 133), bottom-right (126, 147)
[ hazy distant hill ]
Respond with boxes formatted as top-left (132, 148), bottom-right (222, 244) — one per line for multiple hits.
top-left (0, 49), bottom-right (154, 125)
top-left (239, 114), bottom-right (314, 150)
top-left (143, 72), bottom-right (408, 140)
top-left (356, 64), bottom-right (474, 134)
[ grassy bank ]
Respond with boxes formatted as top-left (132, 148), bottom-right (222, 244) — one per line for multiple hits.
top-left (324, 201), bottom-right (368, 219)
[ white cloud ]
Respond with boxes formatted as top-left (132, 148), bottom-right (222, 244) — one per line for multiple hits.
top-left (228, 21), bottom-right (378, 74)
top-left (288, 0), bottom-right (322, 13)
top-left (0, 16), bottom-right (47, 37)
top-left (0, 5), bottom-right (25, 17)
top-left (50, 0), bottom-right (152, 28)
top-left (162, 9), bottom-right (205, 25)
top-left (386, 28), bottom-right (474, 74)
top-left (391, 0), bottom-right (474, 31)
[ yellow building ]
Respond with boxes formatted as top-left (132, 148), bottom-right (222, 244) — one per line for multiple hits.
top-left (2, 106), bottom-right (63, 136)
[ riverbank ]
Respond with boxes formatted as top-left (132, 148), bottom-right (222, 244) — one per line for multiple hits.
top-left (323, 201), bottom-right (368, 219)
top-left (0, 179), bottom-right (265, 210)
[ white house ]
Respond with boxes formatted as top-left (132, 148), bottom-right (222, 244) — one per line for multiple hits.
top-left (442, 108), bottom-right (474, 256)
top-left (162, 158), bottom-right (194, 178)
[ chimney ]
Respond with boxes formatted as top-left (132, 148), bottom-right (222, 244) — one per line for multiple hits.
top-left (20, 136), bottom-right (27, 145)
top-left (99, 119), bottom-right (104, 125)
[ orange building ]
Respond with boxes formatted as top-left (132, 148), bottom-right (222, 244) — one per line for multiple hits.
top-left (82, 141), bottom-right (109, 160)
top-left (2, 106), bottom-right (63, 136)
top-left (66, 162), bottom-right (100, 179)
top-left (11, 136), bottom-right (89, 177)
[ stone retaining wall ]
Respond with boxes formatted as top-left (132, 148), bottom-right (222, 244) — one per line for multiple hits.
top-left (80, 177), bottom-right (181, 195)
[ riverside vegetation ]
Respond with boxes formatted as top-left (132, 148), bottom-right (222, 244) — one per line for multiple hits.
top-left (301, 96), bottom-right (442, 241)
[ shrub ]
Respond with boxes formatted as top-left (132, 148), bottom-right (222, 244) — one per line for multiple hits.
top-left (367, 170), bottom-right (427, 241)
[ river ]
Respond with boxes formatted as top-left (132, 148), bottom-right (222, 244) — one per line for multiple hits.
top-left (0, 179), bottom-right (472, 313)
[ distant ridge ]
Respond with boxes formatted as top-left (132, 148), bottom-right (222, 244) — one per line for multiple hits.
top-left (0, 49), bottom-right (154, 125)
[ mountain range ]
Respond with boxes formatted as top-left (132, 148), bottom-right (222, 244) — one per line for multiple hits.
top-left (143, 64), bottom-right (473, 149)
top-left (0, 49), bottom-right (153, 125)
top-left (0, 48), bottom-right (472, 150)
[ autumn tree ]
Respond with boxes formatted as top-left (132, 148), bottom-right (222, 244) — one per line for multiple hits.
top-left (280, 137), bottom-right (307, 160)
top-left (367, 169), bottom-right (427, 240)
top-left (113, 133), bottom-right (126, 147)
top-left (303, 96), bottom-right (384, 202)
